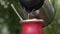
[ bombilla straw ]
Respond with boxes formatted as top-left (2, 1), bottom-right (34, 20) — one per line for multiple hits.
top-left (11, 4), bottom-right (23, 21)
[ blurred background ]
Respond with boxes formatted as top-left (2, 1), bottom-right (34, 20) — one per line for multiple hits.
top-left (0, 0), bottom-right (60, 34)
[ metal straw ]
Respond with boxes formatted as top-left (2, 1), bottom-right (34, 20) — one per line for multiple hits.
top-left (11, 4), bottom-right (23, 21)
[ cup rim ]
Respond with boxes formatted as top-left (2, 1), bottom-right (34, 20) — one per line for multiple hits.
top-left (21, 19), bottom-right (44, 23)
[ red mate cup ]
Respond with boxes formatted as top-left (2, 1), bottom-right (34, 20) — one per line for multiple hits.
top-left (21, 19), bottom-right (44, 34)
